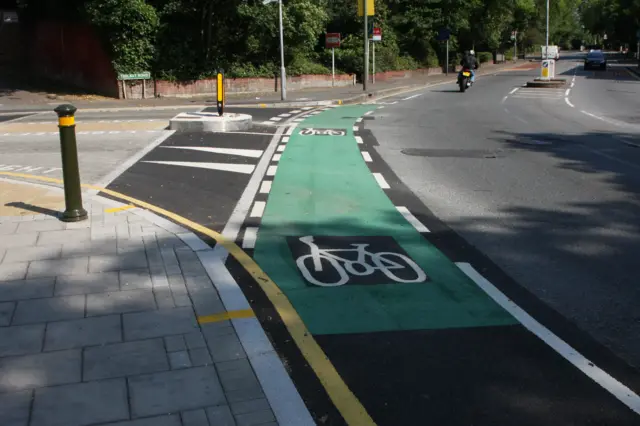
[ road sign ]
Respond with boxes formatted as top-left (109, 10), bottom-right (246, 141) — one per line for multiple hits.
top-left (371, 27), bottom-right (382, 42)
top-left (117, 72), bottom-right (151, 81)
top-left (357, 0), bottom-right (374, 16)
top-left (326, 33), bottom-right (341, 49)
top-left (436, 28), bottom-right (450, 41)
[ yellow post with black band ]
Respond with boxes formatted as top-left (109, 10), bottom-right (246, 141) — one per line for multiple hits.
top-left (217, 71), bottom-right (224, 116)
top-left (53, 104), bottom-right (88, 222)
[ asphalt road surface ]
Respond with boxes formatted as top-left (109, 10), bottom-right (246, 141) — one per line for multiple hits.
top-left (369, 53), bottom-right (640, 371)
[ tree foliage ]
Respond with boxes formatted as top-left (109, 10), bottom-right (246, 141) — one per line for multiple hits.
top-left (19, 0), bottom-right (590, 79)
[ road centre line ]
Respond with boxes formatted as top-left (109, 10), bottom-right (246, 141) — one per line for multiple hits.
top-left (402, 93), bottom-right (422, 101)
top-left (457, 262), bottom-right (640, 415)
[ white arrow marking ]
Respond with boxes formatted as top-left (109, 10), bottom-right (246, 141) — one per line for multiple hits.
top-left (142, 161), bottom-right (255, 174)
top-left (160, 146), bottom-right (263, 158)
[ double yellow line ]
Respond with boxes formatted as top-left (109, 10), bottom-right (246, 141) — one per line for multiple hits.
top-left (0, 171), bottom-right (376, 426)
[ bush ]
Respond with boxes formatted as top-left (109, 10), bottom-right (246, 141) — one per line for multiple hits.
top-left (86, 0), bottom-right (159, 75)
top-left (504, 51), bottom-right (513, 61)
top-left (477, 51), bottom-right (493, 64)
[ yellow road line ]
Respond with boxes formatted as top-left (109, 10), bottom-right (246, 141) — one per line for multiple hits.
top-left (198, 309), bottom-right (255, 324)
top-left (105, 204), bottom-right (136, 213)
top-left (0, 171), bottom-right (376, 426)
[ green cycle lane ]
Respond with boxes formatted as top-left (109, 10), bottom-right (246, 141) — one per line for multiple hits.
top-left (252, 105), bottom-right (640, 426)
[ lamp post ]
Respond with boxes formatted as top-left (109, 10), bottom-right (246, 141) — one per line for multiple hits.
top-left (263, 0), bottom-right (286, 100)
top-left (545, 0), bottom-right (549, 61)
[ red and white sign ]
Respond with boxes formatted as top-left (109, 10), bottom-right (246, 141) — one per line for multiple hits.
top-left (371, 27), bottom-right (382, 42)
top-left (326, 33), bottom-right (341, 49)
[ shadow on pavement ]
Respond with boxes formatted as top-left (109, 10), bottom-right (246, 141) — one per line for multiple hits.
top-left (4, 202), bottom-right (61, 218)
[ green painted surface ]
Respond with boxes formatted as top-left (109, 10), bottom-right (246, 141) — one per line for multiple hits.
top-left (253, 106), bottom-right (516, 335)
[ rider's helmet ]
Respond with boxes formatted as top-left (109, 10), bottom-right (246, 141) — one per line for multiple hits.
top-left (469, 49), bottom-right (475, 56)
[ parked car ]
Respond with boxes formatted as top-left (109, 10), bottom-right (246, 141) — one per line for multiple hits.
top-left (584, 51), bottom-right (607, 70)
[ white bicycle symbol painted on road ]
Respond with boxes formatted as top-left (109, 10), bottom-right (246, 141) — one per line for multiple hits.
top-left (295, 236), bottom-right (427, 287)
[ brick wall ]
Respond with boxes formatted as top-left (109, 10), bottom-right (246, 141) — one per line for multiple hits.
top-left (29, 21), bottom-right (119, 98)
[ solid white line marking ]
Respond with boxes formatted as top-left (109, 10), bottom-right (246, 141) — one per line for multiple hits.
top-left (509, 88), bottom-right (519, 95)
top-left (272, 154), bottom-right (281, 162)
top-left (373, 173), bottom-right (390, 189)
top-left (361, 151), bottom-right (372, 162)
top-left (161, 146), bottom-right (263, 158)
top-left (242, 227), bottom-right (258, 249)
top-left (581, 110), bottom-right (601, 119)
top-left (396, 206), bottom-right (430, 233)
top-left (355, 136), bottom-right (364, 144)
top-left (353, 126), bottom-right (359, 132)
top-left (250, 201), bottom-right (266, 218)
top-left (402, 94), bottom-right (422, 101)
top-left (266, 165), bottom-right (277, 176)
top-left (277, 145), bottom-right (286, 152)
top-left (259, 180), bottom-right (272, 194)
top-left (565, 88), bottom-right (571, 96)
top-left (457, 262), bottom-right (640, 416)
top-left (142, 161), bottom-right (255, 174)
top-left (565, 97), bottom-right (575, 108)
top-left (281, 136), bottom-right (289, 143)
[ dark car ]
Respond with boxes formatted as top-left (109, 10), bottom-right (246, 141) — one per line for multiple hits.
top-left (584, 51), bottom-right (607, 70)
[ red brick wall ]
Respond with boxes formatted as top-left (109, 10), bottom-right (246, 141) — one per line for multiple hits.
top-left (29, 21), bottom-right (119, 98)
top-left (151, 73), bottom-right (355, 98)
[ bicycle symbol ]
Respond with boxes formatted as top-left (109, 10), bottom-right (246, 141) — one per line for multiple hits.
top-left (299, 128), bottom-right (346, 136)
top-left (294, 236), bottom-right (428, 287)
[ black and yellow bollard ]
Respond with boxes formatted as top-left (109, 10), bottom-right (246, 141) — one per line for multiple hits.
top-left (217, 70), bottom-right (225, 116)
top-left (54, 104), bottom-right (88, 222)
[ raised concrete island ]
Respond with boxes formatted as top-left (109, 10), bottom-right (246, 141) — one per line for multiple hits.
top-left (169, 112), bottom-right (252, 132)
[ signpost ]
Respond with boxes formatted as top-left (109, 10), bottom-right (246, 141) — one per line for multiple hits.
top-left (326, 33), bottom-right (341, 87)
top-left (117, 72), bottom-right (151, 100)
top-left (437, 29), bottom-right (450, 75)
top-left (359, 0), bottom-right (373, 90)
top-left (370, 27), bottom-right (381, 84)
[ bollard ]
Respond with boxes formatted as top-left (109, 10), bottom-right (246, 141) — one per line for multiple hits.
top-left (217, 70), bottom-right (225, 117)
top-left (54, 104), bottom-right (88, 222)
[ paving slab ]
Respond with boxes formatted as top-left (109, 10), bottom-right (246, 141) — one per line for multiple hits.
top-left (0, 188), bottom-right (287, 426)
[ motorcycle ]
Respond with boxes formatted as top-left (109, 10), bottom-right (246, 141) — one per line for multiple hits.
top-left (458, 68), bottom-right (473, 92)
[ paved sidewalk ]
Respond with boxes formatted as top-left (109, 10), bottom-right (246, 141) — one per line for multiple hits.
top-left (0, 179), bottom-right (303, 426)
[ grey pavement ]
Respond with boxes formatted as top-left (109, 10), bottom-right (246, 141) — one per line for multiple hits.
top-left (0, 197), bottom-right (280, 426)
top-left (369, 52), bottom-right (640, 370)
top-left (0, 130), bottom-right (171, 185)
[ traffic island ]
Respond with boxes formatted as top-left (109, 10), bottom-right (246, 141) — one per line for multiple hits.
top-left (526, 78), bottom-right (567, 88)
top-left (169, 111), bottom-right (252, 132)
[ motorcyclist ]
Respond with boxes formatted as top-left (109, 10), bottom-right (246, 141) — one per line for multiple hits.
top-left (460, 50), bottom-right (479, 84)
